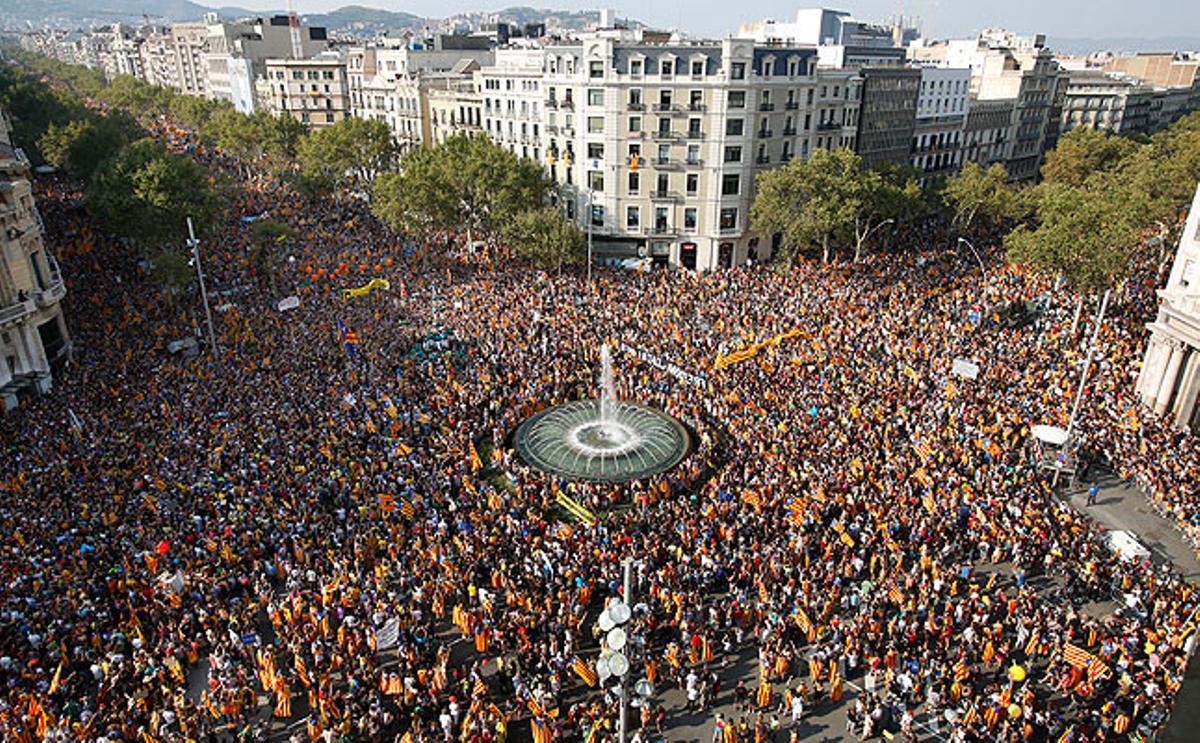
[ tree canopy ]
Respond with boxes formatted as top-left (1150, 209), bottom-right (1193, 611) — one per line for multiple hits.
top-left (372, 134), bottom-right (547, 242)
top-left (38, 110), bottom-right (145, 182)
top-left (944, 161), bottom-right (1023, 234)
top-left (296, 116), bottom-right (398, 186)
top-left (87, 138), bottom-right (219, 249)
top-left (1040, 127), bottom-right (1140, 188)
top-left (504, 208), bottom-right (586, 271)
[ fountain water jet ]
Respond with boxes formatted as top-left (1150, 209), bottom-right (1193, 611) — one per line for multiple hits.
top-left (513, 344), bottom-right (691, 482)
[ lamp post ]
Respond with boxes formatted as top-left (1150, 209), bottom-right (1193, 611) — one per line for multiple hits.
top-left (595, 558), bottom-right (651, 743)
top-left (187, 217), bottom-right (218, 359)
top-left (1054, 288), bottom-right (1111, 488)
top-left (956, 236), bottom-right (987, 283)
top-left (586, 188), bottom-right (593, 284)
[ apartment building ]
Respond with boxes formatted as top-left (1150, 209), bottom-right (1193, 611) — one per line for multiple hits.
top-left (427, 69), bottom-right (485, 145)
top-left (961, 98), bottom-right (1014, 168)
top-left (479, 48), bottom-right (546, 162)
top-left (348, 38), bottom-right (494, 150)
top-left (1061, 70), bottom-right (1155, 134)
top-left (170, 22), bottom-right (211, 97)
top-left (911, 67), bottom-right (969, 180)
top-left (262, 52), bottom-right (350, 128)
top-left (854, 67), bottom-right (920, 168)
top-left (912, 30), bottom-right (1064, 181)
top-left (137, 28), bottom-right (177, 90)
top-left (204, 17), bottom-right (328, 113)
top-left (1138, 183), bottom-right (1200, 430)
top-left (98, 24), bottom-right (146, 81)
top-left (0, 111), bottom-right (69, 412)
top-left (542, 34), bottom-right (858, 271)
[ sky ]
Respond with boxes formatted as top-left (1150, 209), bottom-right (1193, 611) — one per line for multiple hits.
top-left (225, 0), bottom-right (1199, 41)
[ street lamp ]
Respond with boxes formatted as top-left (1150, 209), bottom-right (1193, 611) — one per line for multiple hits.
top-left (594, 559), bottom-right (651, 743)
top-left (956, 236), bottom-right (987, 283)
top-left (186, 217), bottom-right (218, 359)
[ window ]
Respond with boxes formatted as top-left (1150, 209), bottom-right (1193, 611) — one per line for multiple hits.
top-left (728, 90), bottom-right (746, 108)
top-left (630, 59), bottom-right (643, 76)
top-left (587, 142), bottom-right (604, 159)
top-left (721, 174), bottom-right (740, 196)
top-left (591, 204), bottom-right (604, 226)
top-left (684, 207), bottom-right (697, 230)
top-left (587, 116), bottom-right (604, 133)
top-left (628, 172), bottom-right (640, 193)
top-left (588, 88), bottom-right (604, 105)
top-left (589, 170), bottom-right (604, 192)
top-left (690, 90), bottom-right (703, 109)
top-left (629, 88), bottom-right (643, 106)
top-left (627, 206), bottom-right (640, 228)
top-left (659, 90), bottom-right (672, 107)
top-left (731, 62), bottom-right (745, 80)
top-left (724, 145), bottom-right (742, 163)
top-left (661, 59), bottom-right (674, 76)
top-left (628, 143), bottom-right (642, 158)
top-left (691, 59), bottom-right (705, 76)
top-left (726, 119), bottom-right (744, 136)
top-left (658, 118), bottom-right (671, 135)
top-left (654, 207), bottom-right (669, 231)
top-left (687, 144), bottom-right (700, 164)
top-left (763, 60), bottom-right (774, 77)
top-left (688, 118), bottom-right (701, 136)
top-left (720, 208), bottom-right (738, 230)
top-left (686, 173), bottom-right (698, 194)
top-left (628, 116), bottom-right (641, 132)
top-left (589, 61), bottom-right (604, 78)
top-left (657, 143), bottom-right (670, 161)
top-left (656, 173), bottom-right (669, 193)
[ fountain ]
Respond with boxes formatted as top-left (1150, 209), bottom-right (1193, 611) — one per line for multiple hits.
top-left (513, 344), bottom-right (692, 482)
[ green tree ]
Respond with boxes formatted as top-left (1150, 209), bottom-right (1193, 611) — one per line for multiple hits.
top-left (371, 147), bottom-right (456, 244)
top-left (504, 208), bottom-right (586, 272)
top-left (751, 148), bottom-right (868, 263)
top-left (944, 161), bottom-right (1022, 233)
top-left (296, 116), bottom-right (398, 186)
top-left (1040, 127), bottom-right (1140, 187)
top-left (101, 75), bottom-right (173, 117)
top-left (38, 110), bottom-right (144, 181)
top-left (1004, 182), bottom-right (1147, 294)
top-left (88, 138), bottom-right (219, 249)
top-left (169, 95), bottom-right (225, 130)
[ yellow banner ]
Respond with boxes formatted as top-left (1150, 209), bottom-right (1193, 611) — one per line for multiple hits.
top-left (343, 277), bottom-right (391, 299)
top-left (712, 329), bottom-right (804, 371)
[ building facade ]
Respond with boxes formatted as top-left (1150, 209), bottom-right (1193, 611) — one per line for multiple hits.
top-left (262, 53), bottom-right (350, 128)
top-left (479, 48), bottom-right (546, 163)
top-left (961, 97), bottom-right (1014, 168)
top-left (543, 35), bottom-right (858, 271)
top-left (427, 71), bottom-right (484, 145)
top-left (911, 66), bottom-right (969, 179)
top-left (1137, 183), bottom-right (1200, 430)
top-left (854, 67), bottom-right (920, 168)
top-left (1060, 70), bottom-right (1155, 135)
top-left (0, 111), bottom-right (70, 412)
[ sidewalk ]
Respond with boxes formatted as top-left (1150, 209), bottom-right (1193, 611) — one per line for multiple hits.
top-left (1059, 468), bottom-right (1200, 742)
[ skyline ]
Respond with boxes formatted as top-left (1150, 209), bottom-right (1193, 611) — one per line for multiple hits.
top-left (224, 0), bottom-right (1200, 43)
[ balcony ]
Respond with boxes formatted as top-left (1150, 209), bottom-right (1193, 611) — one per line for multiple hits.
top-left (650, 190), bottom-right (681, 201)
top-left (685, 158), bottom-right (703, 167)
top-left (654, 157), bottom-right (680, 169)
top-left (35, 278), bottom-right (66, 308)
top-left (650, 224), bottom-right (676, 236)
top-left (627, 130), bottom-right (645, 139)
top-left (653, 102), bottom-right (674, 112)
top-left (785, 101), bottom-right (799, 110)
top-left (757, 129), bottom-right (773, 138)
top-left (817, 121), bottom-right (841, 131)
top-left (782, 127), bottom-right (797, 136)
top-left (627, 101), bottom-right (645, 111)
top-left (759, 102), bottom-right (775, 112)
top-left (651, 129), bottom-right (677, 141)
top-left (688, 102), bottom-right (706, 112)
top-left (0, 297), bottom-right (34, 327)
top-left (545, 98), bottom-right (558, 109)
top-left (755, 155), bottom-right (770, 165)
top-left (684, 129), bottom-right (703, 139)
top-left (561, 99), bottom-right (575, 110)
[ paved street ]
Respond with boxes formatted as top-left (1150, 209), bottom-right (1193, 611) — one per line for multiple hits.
top-left (1057, 468), bottom-right (1200, 743)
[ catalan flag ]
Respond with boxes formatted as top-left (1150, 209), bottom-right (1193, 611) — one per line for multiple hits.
top-left (399, 498), bottom-right (416, 519)
top-left (473, 677), bottom-right (488, 698)
top-left (1024, 630), bottom-right (1040, 657)
top-left (954, 658), bottom-right (969, 682)
top-left (794, 607), bottom-right (813, 635)
top-left (1063, 643), bottom-right (1110, 683)
top-left (338, 320), bottom-right (360, 357)
top-left (378, 494), bottom-right (396, 514)
top-left (913, 438), bottom-right (934, 462)
top-left (570, 656), bottom-right (598, 687)
top-left (888, 584), bottom-right (905, 604)
top-left (469, 440), bottom-right (483, 473)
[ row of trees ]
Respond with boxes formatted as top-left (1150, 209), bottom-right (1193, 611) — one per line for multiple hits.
top-left (752, 111), bottom-right (1200, 297)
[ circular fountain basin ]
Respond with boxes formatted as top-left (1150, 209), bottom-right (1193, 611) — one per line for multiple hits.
top-left (514, 399), bottom-right (692, 482)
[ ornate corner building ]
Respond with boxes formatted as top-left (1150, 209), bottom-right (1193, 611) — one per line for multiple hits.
top-left (1138, 183), bottom-right (1200, 430)
top-left (0, 109), bottom-right (70, 413)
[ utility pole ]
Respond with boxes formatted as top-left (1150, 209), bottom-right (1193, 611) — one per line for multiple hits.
top-left (619, 557), bottom-right (632, 743)
top-left (187, 217), bottom-right (218, 359)
top-left (586, 188), bottom-right (594, 284)
top-left (1054, 288), bottom-right (1110, 487)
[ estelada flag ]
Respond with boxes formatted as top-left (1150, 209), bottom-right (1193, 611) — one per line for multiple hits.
top-left (570, 656), bottom-right (598, 687)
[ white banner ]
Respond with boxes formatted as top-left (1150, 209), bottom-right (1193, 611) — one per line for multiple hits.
top-left (375, 616), bottom-right (400, 650)
top-left (619, 343), bottom-right (708, 388)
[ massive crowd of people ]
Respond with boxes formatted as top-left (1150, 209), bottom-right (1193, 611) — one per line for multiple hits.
top-left (0, 102), bottom-right (1198, 743)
